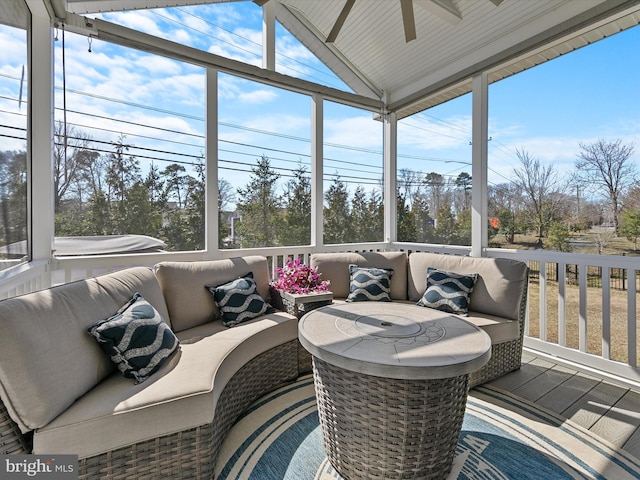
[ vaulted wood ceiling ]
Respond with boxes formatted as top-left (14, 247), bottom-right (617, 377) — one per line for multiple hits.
top-left (51, 0), bottom-right (640, 117)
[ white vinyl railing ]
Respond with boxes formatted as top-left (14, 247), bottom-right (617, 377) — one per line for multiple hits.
top-left (1, 242), bottom-right (639, 385)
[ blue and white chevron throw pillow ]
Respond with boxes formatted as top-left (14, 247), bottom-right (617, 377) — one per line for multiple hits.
top-left (88, 293), bottom-right (179, 383)
top-left (206, 272), bottom-right (275, 327)
top-left (417, 268), bottom-right (478, 315)
top-left (346, 265), bottom-right (393, 302)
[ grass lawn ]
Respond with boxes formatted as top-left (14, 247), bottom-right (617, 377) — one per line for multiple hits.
top-left (489, 228), bottom-right (640, 364)
top-left (527, 279), bottom-right (639, 364)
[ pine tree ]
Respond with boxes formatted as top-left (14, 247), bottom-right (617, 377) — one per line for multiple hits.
top-left (367, 190), bottom-right (384, 242)
top-left (105, 135), bottom-right (141, 234)
top-left (435, 204), bottom-right (457, 244)
top-left (282, 164), bottom-right (311, 246)
top-left (350, 186), bottom-right (370, 242)
top-left (184, 161), bottom-right (205, 250)
top-left (235, 155), bottom-right (282, 248)
top-left (412, 194), bottom-right (434, 243)
top-left (323, 176), bottom-right (352, 244)
top-left (397, 193), bottom-right (416, 242)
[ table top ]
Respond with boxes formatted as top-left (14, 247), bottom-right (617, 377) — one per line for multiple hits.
top-left (298, 302), bottom-right (491, 380)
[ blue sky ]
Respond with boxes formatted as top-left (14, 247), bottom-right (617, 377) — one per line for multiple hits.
top-left (1, 2), bottom-right (639, 203)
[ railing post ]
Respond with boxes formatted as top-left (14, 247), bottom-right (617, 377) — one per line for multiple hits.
top-left (628, 269), bottom-right (637, 368)
top-left (579, 265), bottom-right (588, 353)
top-left (602, 267), bottom-right (611, 360)
top-left (558, 262), bottom-right (566, 346)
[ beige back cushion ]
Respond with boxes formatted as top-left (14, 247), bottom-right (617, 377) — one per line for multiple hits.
top-left (154, 256), bottom-right (271, 332)
top-left (407, 252), bottom-right (528, 320)
top-left (310, 252), bottom-right (408, 300)
top-left (0, 267), bottom-right (169, 433)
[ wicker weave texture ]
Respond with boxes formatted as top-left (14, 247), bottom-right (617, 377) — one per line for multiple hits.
top-left (282, 297), bottom-right (332, 319)
top-left (281, 295), bottom-right (330, 374)
top-left (0, 403), bottom-right (32, 454)
top-left (210, 340), bottom-right (298, 468)
top-left (470, 274), bottom-right (529, 388)
top-left (313, 357), bottom-right (469, 480)
top-left (298, 342), bottom-right (313, 373)
top-left (73, 340), bottom-right (298, 480)
top-left (77, 424), bottom-right (215, 480)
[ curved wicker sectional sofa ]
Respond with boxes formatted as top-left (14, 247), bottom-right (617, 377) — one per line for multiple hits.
top-left (0, 252), bottom-right (528, 479)
top-left (0, 255), bottom-right (304, 479)
top-left (310, 251), bottom-right (529, 387)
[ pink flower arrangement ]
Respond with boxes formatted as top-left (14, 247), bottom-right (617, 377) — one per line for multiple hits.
top-left (272, 257), bottom-right (330, 294)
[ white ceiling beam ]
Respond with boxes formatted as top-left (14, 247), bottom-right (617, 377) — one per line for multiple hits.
top-left (415, 0), bottom-right (461, 26)
top-left (65, 0), bottom-right (244, 14)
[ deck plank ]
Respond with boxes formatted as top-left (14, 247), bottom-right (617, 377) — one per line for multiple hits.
top-left (623, 426), bottom-right (640, 460)
top-left (486, 357), bottom-right (555, 391)
top-left (589, 389), bottom-right (640, 448)
top-left (556, 379), bottom-right (627, 430)
top-left (535, 371), bottom-right (601, 415)
top-left (481, 351), bottom-right (640, 462)
top-left (511, 364), bottom-right (577, 402)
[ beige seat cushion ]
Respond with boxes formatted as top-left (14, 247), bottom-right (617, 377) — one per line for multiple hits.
top-left (0, 267), bottom-right (169, 434)
top-left (33, 311), bottom-right (297, 459)
top-left (310, 252), bottom-right (408, 300)
top-left (155, 256), bottom-right (271, 332)
top-left (407, 253), bottom-right (528, 321)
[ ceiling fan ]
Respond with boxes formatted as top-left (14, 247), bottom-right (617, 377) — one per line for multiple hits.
top-left (324, 0), bottom-right (505, 44)
top-left (326, 0), bottom-right (417, 43)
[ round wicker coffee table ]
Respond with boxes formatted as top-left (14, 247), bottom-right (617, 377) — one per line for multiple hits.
top-left (298, 302), bottom-right (491, 480)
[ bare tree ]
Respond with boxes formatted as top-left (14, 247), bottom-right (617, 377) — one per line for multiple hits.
top-left (53, 121), bottom-right (94, 212)
top-left (575, 139), bottom-right (635, 234)
top-left (512, 149), bottom-right (564, 245)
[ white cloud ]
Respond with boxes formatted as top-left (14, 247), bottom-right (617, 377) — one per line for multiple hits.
top-left (102, 11), bottom-right (165, 38)
top-left (237, 89), bottom-right (278, 104)
top-left (325, 115), bottom-right (383, 149)
top-left (399, 115), bottom-right (471, 151)
top-left (218, 75), bottom-right (278, 105)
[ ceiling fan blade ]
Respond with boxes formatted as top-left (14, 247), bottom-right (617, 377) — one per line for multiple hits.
top-left (400, 0), bottom-right (417, 42)
top-left (326, 0), bottom-right (356, 43)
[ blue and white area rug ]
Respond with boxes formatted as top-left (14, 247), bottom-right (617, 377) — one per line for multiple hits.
top-left (216, 376), bottom-right (640, 480)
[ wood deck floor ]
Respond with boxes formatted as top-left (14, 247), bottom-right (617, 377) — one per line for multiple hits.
top-left (480, 349), bottom-right (640, 461)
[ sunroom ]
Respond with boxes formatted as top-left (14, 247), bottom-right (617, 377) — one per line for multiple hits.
top-left (2, 0), bottom-right (640, 477)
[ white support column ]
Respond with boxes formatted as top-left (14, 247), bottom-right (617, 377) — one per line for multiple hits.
top-left (471, 72), bottom-right (489, 257)
top-left (262, 0), bottom-right (276, 71)
top-left (311, 93), bottom-right (323, 248)
top-left (29, 10), bottom-right (54, 262)
top-left (383, 112), bottom-right (397, 247)
top-left (206, 67), bottom-right (219, 257)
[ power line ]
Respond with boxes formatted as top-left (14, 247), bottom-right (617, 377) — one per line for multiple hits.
top-left (400, 119), bottom-right (470, 143)
top-left (171, 6), bottom-right (345, 89)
